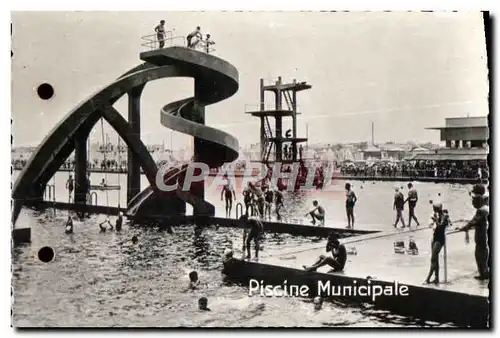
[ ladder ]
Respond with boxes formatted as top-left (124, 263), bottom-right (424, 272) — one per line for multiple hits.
top-left (283, 90), bottom-right (294, 111)
top-left (262, 116), bottom-right (274, 162)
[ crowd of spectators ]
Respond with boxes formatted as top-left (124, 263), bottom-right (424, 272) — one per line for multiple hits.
top-left (339, 160), bottom-right (489, 180)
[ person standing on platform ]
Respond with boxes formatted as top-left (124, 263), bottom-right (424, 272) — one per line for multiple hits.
top-left (243, 183), bottom-right (253, 216)
top-left (66, 174), bottom-right (74, 203)
top-left (264, 186), bottom-right (274, 219)
top-left (456, 184), bottom-right (489, 280)
top-left (155, 20), bottom-right (167, 48)
top-left (221, 180), bottom-right (235, 218)
top-left (204, 34), bottom-right (215, 53)
top-left (299, 144), bottom-right (304, 161)
top-left (405, 182), bottom-right (420, 227)
top-left (186, 26), bottom-right (202, 48)
top-left (345, 183), bottom-right (357, 229)
top-left (393, 187), bottom-right (406, 228)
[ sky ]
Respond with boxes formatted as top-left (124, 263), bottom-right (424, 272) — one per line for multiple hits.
top-left (11, 11), bottom-right (489, 149)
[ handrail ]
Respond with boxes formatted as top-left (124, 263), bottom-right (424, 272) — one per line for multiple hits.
top-left (244, 103), bottom-right (300, 113)
top-left (140, 31), bottom-right (216, 54)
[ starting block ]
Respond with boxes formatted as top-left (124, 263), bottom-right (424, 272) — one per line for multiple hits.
top-left (393, 239), bottom-right (419, 255)
top-left (347, 246), bottom-right (357, 255)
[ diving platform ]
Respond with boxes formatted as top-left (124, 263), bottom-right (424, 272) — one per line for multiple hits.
top-left (223, 226), bottom-right (490, 327)
top-left (263, 81), bottom-right (312, 92)
top-left (246, 109), bottom-right (300, 117)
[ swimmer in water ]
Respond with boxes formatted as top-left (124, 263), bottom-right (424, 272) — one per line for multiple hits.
top-left (65, 216), bottom-right (73, 234)
top-left (303, 233), bottom-right (347, 272)
top-left (189, 271), bottom-right (200, 290)
top-left (198, 297), bottom-right (211, 311)
top-left (132, 235), bottom-right (138, 244)
top-left (313, 296), bottom-right (323, 311)
top-left (241, 214), bottom-right (264, 260)
top-left (99, 218), bottom-right (113, 232)
top-left (221, 180), bottom-right (235, 218)
top-left (307, 200), bottom-right (325, 226)
top-left (424, 205), bottom-right (449, 284)
top-left (115, 212), bottom-right (123, 232)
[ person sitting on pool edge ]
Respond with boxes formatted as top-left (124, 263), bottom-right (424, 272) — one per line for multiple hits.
top-left (303, 233), bottom-right (347, 273)
top-left (307, 200), bottom-right (325, 226)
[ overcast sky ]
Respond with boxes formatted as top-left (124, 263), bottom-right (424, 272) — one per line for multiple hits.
top-left (11, 11), bottom-right (489, 149)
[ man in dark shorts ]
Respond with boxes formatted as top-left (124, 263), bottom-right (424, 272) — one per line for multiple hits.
top-left (405, 182), bottom-right (420, 227)
top-left (303, 233), bottom-right (347, 272)
top-left (457, 184), bottom-right (489, 280)
top-left (345, 183), bottom-right (357, 229)
top-left (242, 215), bottom-right (264, 259)
top-left (393, 187), bottom-right (406, 228)
top-left (66, 174), bottom-right (74, 202)
top-left (155, 20), bottom-right (166, 48)
top-left (243, 183), bottom-right (253, 216)
top-left (221, 180), bottom-right (235, 218)
top-left (307, 200), bottom-right (325, 226)
top-left (264, 186), bottom-right (274, 219)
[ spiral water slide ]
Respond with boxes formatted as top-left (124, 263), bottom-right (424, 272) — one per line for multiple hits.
top-left (12, 47), bottom-right (239, 224)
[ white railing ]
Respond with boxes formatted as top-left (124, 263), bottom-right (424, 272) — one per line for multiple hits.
top-left (141, 31), bottom-right (216, 54)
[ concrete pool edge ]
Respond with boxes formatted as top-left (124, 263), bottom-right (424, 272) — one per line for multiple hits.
top-left (222, 258), bottom-right (490, 328)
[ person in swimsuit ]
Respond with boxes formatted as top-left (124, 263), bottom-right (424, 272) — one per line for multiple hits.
top-left (204, 33), bottom-right (215, 53)
top-left (264, 187), bottom-right (274, 219)
top-left (303, 233), bottom-right (347, 272)
top-left (307, 200), bottom-right (325, 226)
top-left (221, 180), bottom-right (235, 218)
top-left (155, 20), bottom-right (166, 48)
top-left (186, 26), bottom-right (202, 48)
top-left (345, 183), bottom-right (357, 229)
top-left (115, 212), bottom-right (123, 232)
top-left (393, 187), bottom-right (406, 228)
top-left (425, 206), bottom-right (449, 284)
top-left (66, 174), bottom-right (74, 202)
top-left (405, 182), bottom-right (420, 227)
top-left (457, 184), bottom-right (489, 280)
top-left (242, 215), bottom-right (264, 260)
top-left (243, 183), bottom-right (253, 216)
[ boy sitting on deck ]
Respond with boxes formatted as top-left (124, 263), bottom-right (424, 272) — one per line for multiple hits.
top-left (303, 233), bottom-right (347, 273)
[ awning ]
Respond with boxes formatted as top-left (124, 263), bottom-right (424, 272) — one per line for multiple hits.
top-left (408, 153), bottom-right (488, 161)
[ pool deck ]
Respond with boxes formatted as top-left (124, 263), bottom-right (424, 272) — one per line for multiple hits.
top-left (223, 225), bottom-right (490, 327)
